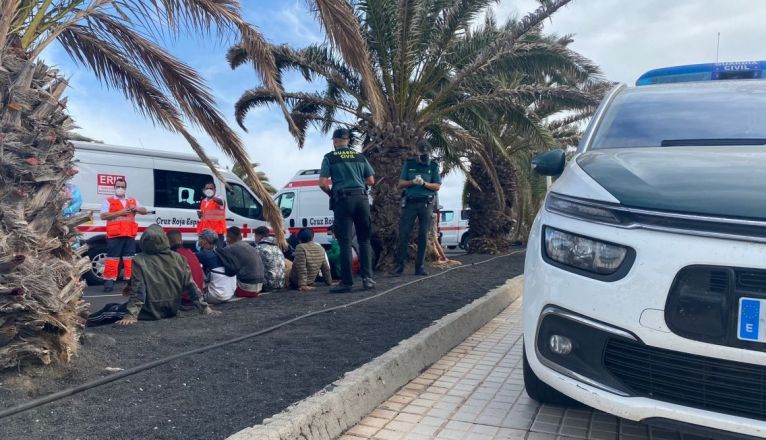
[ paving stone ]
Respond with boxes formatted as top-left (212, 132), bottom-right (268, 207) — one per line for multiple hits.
top-left (345, 301), bottom-right (718, 440)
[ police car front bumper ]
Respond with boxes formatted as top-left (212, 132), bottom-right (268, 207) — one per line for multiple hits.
top-left (523, 206), bottom-right (766, 439)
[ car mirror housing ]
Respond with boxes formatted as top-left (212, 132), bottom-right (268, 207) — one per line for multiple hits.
top-left (532, 149), bottom-right (566, 176)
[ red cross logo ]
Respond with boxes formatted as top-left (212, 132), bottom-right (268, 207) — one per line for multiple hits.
top-left (241, 224), bottom-right (252, 238)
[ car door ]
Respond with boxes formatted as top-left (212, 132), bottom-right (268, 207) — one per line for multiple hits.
top-left (225, 182), bottom-right (266, 241)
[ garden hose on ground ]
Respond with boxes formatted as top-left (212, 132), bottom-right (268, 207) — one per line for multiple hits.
top-left (0, 250), bottom-right (524, 420)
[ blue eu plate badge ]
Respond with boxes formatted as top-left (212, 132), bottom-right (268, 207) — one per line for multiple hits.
top-left (738, 297), bottom-right (766, 342)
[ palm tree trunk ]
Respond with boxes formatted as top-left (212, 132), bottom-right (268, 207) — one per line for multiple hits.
top-left (465, 154), bottom-right (514, 254)
top-left (367, 143), bottom-right (409, 268)
top-left (0, 48), bottom-right (90, 369)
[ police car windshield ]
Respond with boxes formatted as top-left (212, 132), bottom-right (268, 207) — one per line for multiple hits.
top-left (590, 81), bottom-right (766, 149)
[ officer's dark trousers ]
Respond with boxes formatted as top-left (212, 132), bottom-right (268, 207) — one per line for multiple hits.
top-left (334, 193), bottom-right (373, 285)
top-left (397, 200), bottom-right (433, 270)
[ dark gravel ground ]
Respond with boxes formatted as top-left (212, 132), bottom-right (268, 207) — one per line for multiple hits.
top-left (0, 251), bottom-right (525, 440)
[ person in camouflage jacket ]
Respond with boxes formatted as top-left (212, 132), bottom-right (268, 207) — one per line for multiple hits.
top-left (254, 226), bottom-right (287, 291)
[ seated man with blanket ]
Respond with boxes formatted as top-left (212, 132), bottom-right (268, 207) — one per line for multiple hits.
top-left (87, 224), bottom-right (218, 326)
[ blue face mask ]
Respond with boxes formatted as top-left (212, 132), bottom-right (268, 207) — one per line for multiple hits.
top-left (195, 241), bottom-right (202, 253)
top-left (327, 236), bottom-right (336, 244)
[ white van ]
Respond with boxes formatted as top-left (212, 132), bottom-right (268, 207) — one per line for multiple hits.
top-left (72, 141), bottom-right (267, 285)
top-left (274, 169), bottom-right (334, 244)
top-left (438, 209), bottom-right (470, 249)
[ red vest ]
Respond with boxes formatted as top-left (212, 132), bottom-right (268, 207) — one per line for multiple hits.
top-left (106, 197), bottom-right (138, 238)
top-left (197, 198), bottom-right (227, 234)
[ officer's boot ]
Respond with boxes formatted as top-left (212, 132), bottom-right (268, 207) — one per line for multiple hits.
top-left (392, 263), bottom-right (404, 277)
top-left (415, 266), bottom-right (429, 276)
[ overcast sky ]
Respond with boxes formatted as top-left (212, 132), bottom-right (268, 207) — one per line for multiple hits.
top-left (48, 0), bottom-right (766, 210)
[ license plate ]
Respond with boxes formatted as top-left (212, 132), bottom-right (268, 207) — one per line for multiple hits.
top-left (738, 297), bottom-right (766, 342)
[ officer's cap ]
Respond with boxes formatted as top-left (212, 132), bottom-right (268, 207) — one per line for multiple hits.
top-left (332, 128), bottom-right (351, 140)
top-left (416, 139), bottom-right (432, 153)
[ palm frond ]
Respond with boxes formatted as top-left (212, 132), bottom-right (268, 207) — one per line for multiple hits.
top-left (57, 24), bottom-right (226, 184)
top-left (311, 0), bottom-right (386, 124)
top-left (0, 0), bottom-right (21, 53)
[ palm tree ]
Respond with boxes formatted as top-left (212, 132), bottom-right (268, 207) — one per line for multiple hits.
top-left (0, 1), bottom-right (288, 369)
top-left (232, 162), bottom-right (277, 195)
top-left (227, 0), bottom-right (594, 264)
top-left (454, 24), bottom-right (609, 253)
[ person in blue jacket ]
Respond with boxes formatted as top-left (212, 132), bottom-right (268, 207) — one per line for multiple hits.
top-left (63, 182), bottom-right (82, 217)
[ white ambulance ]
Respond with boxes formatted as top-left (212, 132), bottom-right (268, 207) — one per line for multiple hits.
top-left (71, 141), bottom-right (267, 285)
top-left (438, 208), bottom-right (470, 249)
top-left (274, 169), bottom-right (335, 244)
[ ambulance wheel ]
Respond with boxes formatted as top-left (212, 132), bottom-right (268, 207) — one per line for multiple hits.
top-left (459, 234), bottom-right (470, 250)
top-left (84, 246), bottom-right (108, 286)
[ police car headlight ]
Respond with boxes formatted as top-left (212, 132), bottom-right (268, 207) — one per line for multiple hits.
top-left (545, 193), bottom-right (622, 224)
top-left (543, 227), bottom-right (629, 276)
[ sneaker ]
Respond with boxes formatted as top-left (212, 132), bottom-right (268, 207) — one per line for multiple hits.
top-left (363, 278), bottom-right (376, 290)
top-left (329, 284), bottom-right (353, 293)
top-left (415, 267), bottom-right (429, 276)
top-left (103, 280), bottom-right (115, 293)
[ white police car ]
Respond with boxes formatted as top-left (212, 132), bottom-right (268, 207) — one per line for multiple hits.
top-left (523, 61), bottom-right (766, 439)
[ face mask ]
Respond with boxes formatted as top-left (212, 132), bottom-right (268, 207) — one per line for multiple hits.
top-left (195, 241), bottom-right (202, 253)
top-left (115, 188), bottom-right (126, 197)
top-left (418, 154), bottom-right (430, 164)
top-left (204, 189), bottom-right (215, 198)
top-left (327, 236), bottom-right (336, 243)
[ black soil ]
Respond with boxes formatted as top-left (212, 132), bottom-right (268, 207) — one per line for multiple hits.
top-left (0, 251), bottom-right (525, 440)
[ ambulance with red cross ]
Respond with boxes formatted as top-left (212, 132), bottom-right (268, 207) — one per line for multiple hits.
top-left (274, 169), bottom-right (335, 245)
top-left (72, 141), bottom-right (267, 285)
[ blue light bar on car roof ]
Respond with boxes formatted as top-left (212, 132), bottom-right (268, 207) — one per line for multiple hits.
top-left (636, 61), bottom-right (766, 86)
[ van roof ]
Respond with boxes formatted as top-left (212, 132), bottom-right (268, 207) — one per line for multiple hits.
top-left (282, 169), bottom-right (322, 190)
top-left (72, 141), bottom-right (220, 164)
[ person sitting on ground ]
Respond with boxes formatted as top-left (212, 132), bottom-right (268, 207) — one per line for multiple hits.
top-left (87, 224), bottom-right (218, 326)
top-left (166, 229), bottom-right (204, 306)
top-left (325, 226), bottom-right (341, 280)
top-left (196, 229), bottom-right (236, 303)
top-left (254, 226), bottom-right (287, 291)
top-left (284, 233), bottom-right (300, 261)
top-left (289, 228), bottom-right (333, 291)
top-left (217, 226), bottom-right (265, 297)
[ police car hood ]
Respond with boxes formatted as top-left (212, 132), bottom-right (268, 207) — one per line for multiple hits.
top-left (575, 146), bottom-right (766, 220)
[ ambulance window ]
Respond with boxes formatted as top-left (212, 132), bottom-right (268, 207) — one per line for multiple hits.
top-left (226, 183), bottom-right (263, 220)
top-left (441, 211), bottom-right (454, 222)
top-left (154, 170), bottom-right (212, 209)
top-left (276, 192), bottom-right (295, 217)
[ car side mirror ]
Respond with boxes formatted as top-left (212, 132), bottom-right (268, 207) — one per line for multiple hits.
top-left (531, 149), bottom-right (566, 176)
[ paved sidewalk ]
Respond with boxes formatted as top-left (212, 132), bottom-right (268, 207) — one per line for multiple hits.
top-left (341, 299), bottom-right (710, 440)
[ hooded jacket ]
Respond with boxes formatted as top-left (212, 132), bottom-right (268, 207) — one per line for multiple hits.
top-left (126, 225), bottom-right (205, 320)
top-left (217, 240), bottom-right (265, 285)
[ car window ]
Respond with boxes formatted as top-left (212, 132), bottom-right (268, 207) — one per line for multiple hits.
top-left (441, 211), bottom-right (454, 222)
top-left (154, 170), bottom-right (212, 209)
top-left (276, 192), bottom-right (295, 218)
top-left (226, 183), bottom-right (263, 220)
top-left (591, 83), bottom-right (766, 149)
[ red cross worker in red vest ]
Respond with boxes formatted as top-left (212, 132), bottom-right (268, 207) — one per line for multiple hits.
top-left (196, 182), bottom-right (227, 248)
top-left (99, 178), bottom-right (147, 292)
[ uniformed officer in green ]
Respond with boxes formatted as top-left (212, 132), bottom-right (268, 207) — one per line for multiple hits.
top-left (394, 140), bottom-right (442, 276)
top-left (319, 128), bottom-right (376, 292)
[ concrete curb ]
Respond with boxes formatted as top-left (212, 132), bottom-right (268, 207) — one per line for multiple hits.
top-left (228, 275), bottom-right (524, 440)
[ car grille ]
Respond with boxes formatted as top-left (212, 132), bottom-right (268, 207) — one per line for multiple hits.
top-left (738, 270), bottom-right (766, 291)
top-left (604, 338), bottom-right (766, 421)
